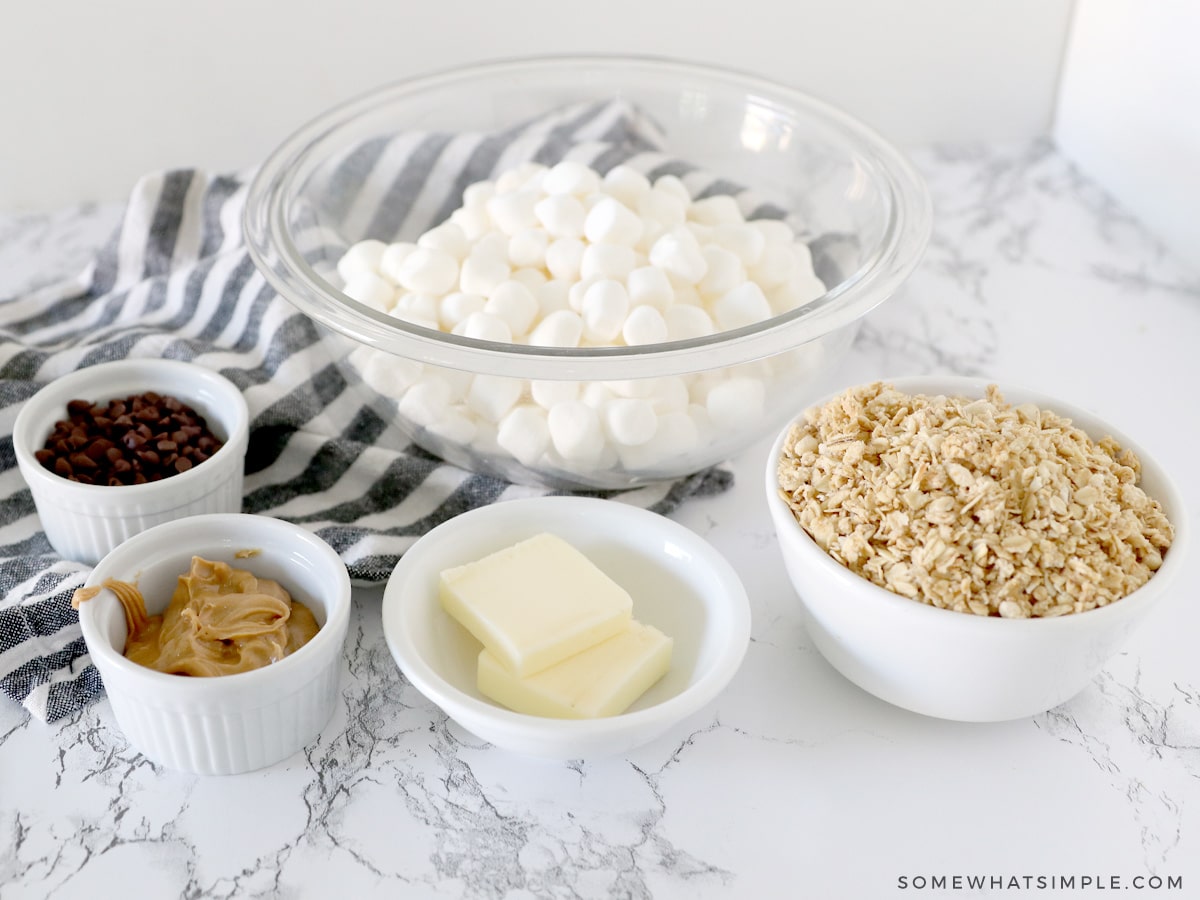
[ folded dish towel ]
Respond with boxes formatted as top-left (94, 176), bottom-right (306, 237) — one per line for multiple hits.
top-left (0, 99), bottom-right (754, 723)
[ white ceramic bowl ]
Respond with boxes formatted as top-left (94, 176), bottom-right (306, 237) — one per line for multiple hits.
top-left (382, 496), bottom-right (751, 758)
top-left (12, 358), bottom-right (250, 564)
top-left (764, 375), bottom-right (1189, 722)
top-left (77, 513), bottom-right (352, 775)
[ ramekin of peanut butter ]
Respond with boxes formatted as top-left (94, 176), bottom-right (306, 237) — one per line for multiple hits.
top-left (73, 556), bottom-right (321, 677)
top-left (75, 513), bottom-right (351, 775)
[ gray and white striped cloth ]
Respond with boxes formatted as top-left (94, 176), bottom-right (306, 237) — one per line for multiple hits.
top-left (0, 99), bottom-right (768, 723)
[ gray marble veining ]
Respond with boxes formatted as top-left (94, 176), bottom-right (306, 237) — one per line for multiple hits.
top-left (2, 141), bottom-right (1198, 899)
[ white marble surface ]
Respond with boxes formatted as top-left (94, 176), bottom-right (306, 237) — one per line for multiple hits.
top-left (2, 141), bottom-right (1198, 898)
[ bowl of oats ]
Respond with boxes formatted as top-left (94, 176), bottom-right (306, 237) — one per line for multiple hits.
top-left (764, 376), bottom-right (1186, 722)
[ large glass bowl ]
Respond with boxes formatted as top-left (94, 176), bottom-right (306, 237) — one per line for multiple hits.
top-left (244, 55), bottom-right (931, 489)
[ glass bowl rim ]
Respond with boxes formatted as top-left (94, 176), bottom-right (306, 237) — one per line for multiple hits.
top-left (243, 53), bottom-right (932, 379)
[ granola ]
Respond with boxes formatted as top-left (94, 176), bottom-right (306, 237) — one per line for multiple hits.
top-left (776, 382), bottom-right (1175, 617)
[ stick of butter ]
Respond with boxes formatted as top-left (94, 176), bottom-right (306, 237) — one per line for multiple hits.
top-left (477, 620), bottom-right (673, 718)
top-left (439, 533), bottom-right (633, 677)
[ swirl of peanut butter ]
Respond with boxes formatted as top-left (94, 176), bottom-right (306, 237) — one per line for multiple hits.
top-left (73, 556), bottom-right (319, 677)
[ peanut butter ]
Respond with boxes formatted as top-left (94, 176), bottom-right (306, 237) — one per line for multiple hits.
top-left (73, 556), bottom-right (319, 676)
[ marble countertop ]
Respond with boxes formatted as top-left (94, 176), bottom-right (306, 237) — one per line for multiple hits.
top-left (2, 140), bottom-right (1198, 899)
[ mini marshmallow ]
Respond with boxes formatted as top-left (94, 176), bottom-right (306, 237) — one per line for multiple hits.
top-left (535, 278), bottom-right (570, 316)
top-left (467, 374), bottom-right (524, 423)
top-left (622, 305), bottom-right (668, 346)
top-left (635, 220), bottom-right (667, 256)
top-left (602, 398), bottom-right (658, 446)
top-left (510, 267), bottom-right (548, 289)
top-left (459, 253), bottom-right (511, 297)
top-left (486, 190), bottom-right (540, 235)
top-left (530, 379), bottom-right (580, 409)
top-left (390, 292), bottom-right (439, 326)
top-left (626, 265), bottom-right (674, 311)
top-left (580, 243), bottom-right (636, 282)
top-left (648, 227), bottom-right (708, 285)
top-left (792, 240), bottom-right (816, 275)
top-left (581, 382), bottom-right (615, 409)
top-left (567, 276), bottom-right (599, 313)
top-left (483, 280), bottom-right (539, 337)
top-left (687, 370), bottom-right (727, 405)
top-left (686, 222), bottom-right (714, 246)
top-left (584, 197), bottom-right (644, 246)
top-left (427, 407), bottom-right (477, 445)
top-left (672, 284), bottom-right (702, 307)
top-left (697, 246), bottom-right (746, 298)
top-left (353, 349), bottom-right (423, 398)
top-left (462, 181), bottom-right (495, 209)
top-left (449, 208), bottom-right (490, 242)
top-left (337, 239), bottom-right (387, 284)
top-left (417, 222), bottom-right (469, 260)
top-left (438, 367), bottom-right (473, 401)
top-left (769, 273), bottom-right (826, 314)
top-left (534, 194), bottom-right (586, 239)
top-left (711, 223), bottom-right (766, 266)
top-left (545, 238), bottom-right (586, 281)
top-left (581, 279), bottom-right (630, 343)
top-left (497, 405), bottom-right (551, 466)
top-left (636, 189), bottom-right (687, 228)
top-left (706, 376), bottom-right (766, 429)
top-left (438, 292), bottom-right (486, 329)
top-left (461, 311), bottom-right (513, 343)
top-left (547, 401), bottom-right (604, 461)
top-left (688, 402), bottom-right (714, 445)
top-left (527, 309), bottom-right (583, 347)
top-left (508, 229), bottom-right (549, 268)
top-left (747, 241), bottom-right (796, 289)
top-left (471, 231), bottom-right (511, 263)
top-left (653, 175), bottom-right (691, 204)
top-left (601, 165), bottom-right (652, 206)
top-left (494, 169), bottom-right (526, 194)
top-left (542, 161), bottom-right (601, 196)
top-left (712, 281), bottom-right (773, 331)
top-left (648, 376), bottom-right (690, 414)
top-left (617, 410), bottom-right (699, 470)
top-left (397, 379), bottom-right (453, 428)
top-left (751, 218), bottom-right (795, 245)
top-left (397, 247), bottom-right (460, 295)
top-left (342, 271), bottom-right (396, 312)
top-left (378, 242), bottom-right (418, 284)
top-left (689, 195), bottom-right (744, 226)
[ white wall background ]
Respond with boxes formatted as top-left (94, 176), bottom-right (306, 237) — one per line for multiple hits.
top-left (1056, 0), bottom-right (1200, 261)
top-left (2, 0), bottom-right (1074, 211)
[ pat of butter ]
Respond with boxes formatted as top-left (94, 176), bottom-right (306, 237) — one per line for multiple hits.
top-left (439, 533), bottom-right (633, 677)
top-left (477, 620), bottom-right (673, 718)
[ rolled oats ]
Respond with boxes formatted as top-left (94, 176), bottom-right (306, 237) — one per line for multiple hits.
top-left (776, 382), bottom-right (1175, 617)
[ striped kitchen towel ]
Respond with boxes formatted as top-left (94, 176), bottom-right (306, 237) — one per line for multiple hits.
top-left (0, 99), bottom-right (759, 723)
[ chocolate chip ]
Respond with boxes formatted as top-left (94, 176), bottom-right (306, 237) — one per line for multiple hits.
top-left (37, 389), bottom-right (226, 486)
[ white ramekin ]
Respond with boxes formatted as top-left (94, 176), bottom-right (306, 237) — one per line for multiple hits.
top-left (765, 375), bottom-right (1189, 722)
top-left (77, 513), bottom-right (352, 775)
top-left (382, 496), bottom-right (751, 759)
top-left (13, 359), bottom-right (250, 564)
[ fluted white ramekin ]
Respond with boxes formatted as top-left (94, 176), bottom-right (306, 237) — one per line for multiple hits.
top-left (77, 513), bottom-right (352, 775)
top-left (13, 358), bottom-right (249, 564)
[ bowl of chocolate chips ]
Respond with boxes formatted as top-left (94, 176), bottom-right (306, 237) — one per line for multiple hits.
top-left (13, 358), bottom-right (250, 564)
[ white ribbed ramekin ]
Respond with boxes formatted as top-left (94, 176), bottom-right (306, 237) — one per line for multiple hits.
top-left (12, 358), bottom-right (249, 564)
top-left (77, 514), bottom-right (352, 775)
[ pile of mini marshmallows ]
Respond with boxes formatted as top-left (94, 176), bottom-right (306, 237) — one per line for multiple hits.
top-left (337, 160), bottom-right (827, 473)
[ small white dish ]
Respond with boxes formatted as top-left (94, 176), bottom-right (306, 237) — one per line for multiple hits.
top-left (382, 496), bottom-right (751, 759)
top-left (765, 375), bottom-right (1189, 722)
top-left (77, 513), bottom-right (352, 775)
top-left (12, 358), bottom-right (249, 564)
